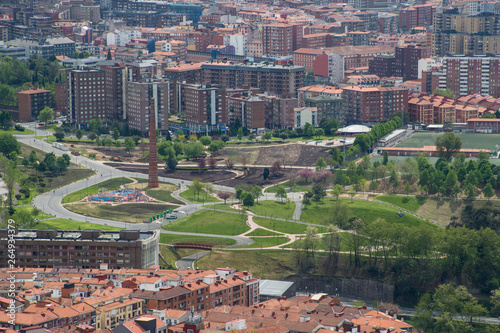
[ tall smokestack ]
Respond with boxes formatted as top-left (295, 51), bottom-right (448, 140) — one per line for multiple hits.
top-left (148, 100), bottom-right (159, 188)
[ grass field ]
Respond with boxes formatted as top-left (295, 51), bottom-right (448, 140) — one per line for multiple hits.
top-left (300, 198), bottom-right (438, 230)
top-left (245, 228), bottom-right (283, 236)
top-left (159, 233), bottom-right (236, 246)
top-left (397, 132), bottom-right (500, 151)
top-left (125, 181), bottom-right (183, 204)
top-left (163, 210), bottom-right (250, 235)
top-left (252, 217), bottom-right (328, 234)
top-left (210, 204), bottom-right (242, 212)
top-left (196, 249), bottom-right (298, 280)
top-left (239, 236), bottom-right (290, 248)
top-left (34, 218), bottom-right (123, 230)
top-left (247, 201), bottom-right (296, 219)
top-left (265, 181), bottom-right (313, 193)
top-left (283, 233), bottom-right (358, 252)
top-left (0, 128), bottom-right (34, 135)
top-left (66, 203), bottom-right (178, 223)
top-left (376, 195), bottom-right (428, 212)
top-left (179, 186), bottom-right (220, 204)
top-left (62, 177), bottom-right (134, 203)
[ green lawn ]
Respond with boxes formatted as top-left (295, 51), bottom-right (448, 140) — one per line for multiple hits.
top-left (286, 135), bottom-right (340, 142)
top-left (179, 186), bottom-right (220, 204)
top-left (66, 203), bottom-right (178, 223)
top-left (245, 228), bottom-right (283, 236)
top-left (0, 128), bottom-right (34, 135)
top-left (210, 204), bottom-right (241, 212)
top-left (247, 201), bottom-right (296, 219)
top-left (34, 218), bottom-right (123, 230)
top-left (283, 233), bottom-right (357, 252)
top-left (376, 195), bottom-right (427, 212)
top-left (163, 210), bottom-right (250, 235)
top-left (397, 132), bottom-right (500, 151)
top-left (238, 236), bottom-right (291, 248)
top-left (15, 207), bottom-right (53, 220)
top-left (300, 198), bottom-right (438, 230)
top-left (145, 189), bottom-right (183, 204)
top-left (160, 233), bottom-right (236, 246)
top-left (252, 217), bottom-right (328, 234)
top-left (62, 177), bottom-right (134, 203)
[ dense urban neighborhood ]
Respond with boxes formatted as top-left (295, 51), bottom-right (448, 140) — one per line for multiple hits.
top-left (2, 0), bottom-right (500, 332)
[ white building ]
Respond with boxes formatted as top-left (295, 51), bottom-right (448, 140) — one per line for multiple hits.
top-left (465, 0), bottom-right (485, 15)
top-left (418, 57), bottom-right (442, 78)
top-left (223, 34), bottom-right (247, 56)
top-left (294, 107), bottom-right (318, 129)
top-left (106, 29), bottom-right (142, 47)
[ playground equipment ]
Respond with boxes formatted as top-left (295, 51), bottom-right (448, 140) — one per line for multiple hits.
top-left (89, 189), bottom-right (148, 203)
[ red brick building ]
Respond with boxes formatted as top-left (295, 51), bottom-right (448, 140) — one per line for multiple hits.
top-left (399, 4), bottom-right (435, 30)
top-left (394, 44), bottom-right (429, 81)
top-left (262, 23), bottom-right (303, 57)
top-left (18, 88), bottom-right (52, 122)
top-left (341, 86), bottom-right (408, 123)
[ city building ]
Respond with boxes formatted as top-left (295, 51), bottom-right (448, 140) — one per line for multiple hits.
top-left (262, 22), bottom-right (303, 57)
top-left (226, 93), bottom-right (265, 130)
top-left (200, 62), bottom-right (305, 99)
top-left (17, 88), bottom-right (52, 122)
top-left (294, 106), bottom-right (318, 128)
top-left (304, 95), bottom-right (346, 125)
top-left (125, 79), bottom-right (171, 134)
top-left (399, 4), bottom-right (436, 30)
top-left (70, 5), bottom-right (101, 23)
top-left (369, 55), bottom-right (395, 78)
top-left (341, 85), bottom-right (408, 123)
top-left (0, 229), bottom-right (160, 269)
top-left (394, 44), bottom-right (429, 80)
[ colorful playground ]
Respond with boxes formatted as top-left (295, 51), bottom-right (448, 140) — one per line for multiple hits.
top-left (88, 189), bottom-right (149, 203)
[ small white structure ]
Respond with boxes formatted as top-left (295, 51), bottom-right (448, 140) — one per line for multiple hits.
top-left (294, 107), bottom-right (318, 129)
top-left (337, 124), bottom-right (370, 134)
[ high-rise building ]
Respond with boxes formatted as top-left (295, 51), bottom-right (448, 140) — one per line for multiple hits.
top-left (341, 86), bottom-right (408, 123)
top-left (369, 55), bottom-right (395, 78)
top-left (262, 23), bottom-right (303, 57)
top-left (0, 229), bottom-right (159, 269)
top-left (180, 83), bottom-right (225, 134)
top-left (125, 80), bottom-right (171, 134)
top-left (438, 55), bottom-right (500, 98)
top-left (394, 44), bottom-right (429, 80)
top-left (18, 88), bottom-right (52, 122)
top-left (200, 62), bottom-right (305, 99)
top-left (226, 93), bottom-right (265, 130)
top-left (399, 4), bottom-right (436, 30)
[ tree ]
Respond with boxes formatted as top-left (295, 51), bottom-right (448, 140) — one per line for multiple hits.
top-left (37, 107), bottom-right (53, 124)
top-left (165, 155), bottom-right (177, 171)
top-left (242, 192), bottom-right (255, 208)
top-left (465, 183), bottom-right (476, 200)
top-left (112, 127), bottom-right (120, 142)
top-left (237, 127), bottom-right (244, 140)
top-left (332, 184), bottom-right (344, 200)
top-left (199, 136), bottom-right (211, 146)
top-left (330, 200), bottom-right (351, 229)
top-left (103, 137), bottom-right (113, 149)
top-left (0, 111), bottom-right (13, 130)
top-left (249, 133), bottom-right (256, 141)
top-left (314, 169), bottom-right (330, 183)
top-left (158, 141), bottom-right (172, 157)
top-left (389, 170), bottom-right (399, 192)
top-left (348, 189), bottom-right (356, 203)
top-left (208, 156), bottom-right (217, 170)
top-left (484, 183), bottom-right (494, 201)
top-left (262, 131), bottom-right (272, 141)
top-left (191, 178), bottom-right (203, 200)
top-left (433, 88), bottom-right (456, 98)
top-left (240, 155), bottom-right (249, 170)
top-left (53, 132), bottom-right (64, 142)
top-left (56, 156), bottom-right (68, 173)
top-left (303, 123), bottom-right (314, 137)
top-left (0, 133), bottom-right (20, 158)
top-left (124, 137), bottom-right (135, 155)
top-left (107, 49), bottom-right (113, 60)
top-left (298, 168), bottom-right (314, 183)
top-left (279, 132), bottom-right (289, 142)
top-left (198, 157), bottom-right (206, 172)
top-left (312, 183), bottom-right (326, 202)
top-left (263, 167), bottom-right (270, 180)
top-left (315, 157), bottom-right (327, 170)
top-left (275, 186), bottom-right (287, 202)
top-left (382, 151), bottom-right (389, 165)
top-left (87, 132), bottom-right (97, 142)
top-left (314, 128), bottom-right (325, 139)
top-left (76, 129), bottom-right (83, 141)
top-left (184, 142), bottom-right (204, 160)
top-left (435, 132), bottom-right (462, 161)
top-left (251, 185), bottom-right (262, 203)
top-left (218, 191), bottom-right (231, 204)
top-left (369, 180), bottom-right (379, 193)
top-left (208, 140), bottom-right (225, 155)
top-left (445, 169), bottom-right (458, 193)
top-left (270, 160), bottom-right (282, 175)
top-left (492, 288), bottom-right (500, 315)
top-left (403, 182), bottom-right (412, 196)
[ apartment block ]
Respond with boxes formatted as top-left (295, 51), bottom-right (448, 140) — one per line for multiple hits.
top-left (0, 229), bottom-right (159, 269)
top-left (70, 5), bottom-right (101, 23)
top-left (18, 88), bottom-right (52, 122)
top-left (126, 80), bottom-right (171, 134)
top-left (180, 83), bottom-right (225, 134)
top-left (341, 86), bottom-right (408, 123)
top-left (95, 298), bottom-right (144, 330)
top-left (399, 4), bottom-right (436, 30)
top-left (200, 62), bottom-right (305, 99)
top-left (394, 44), bottom-right (429, 81)
top-left (226, 93), bottom-right (265, 130)
top-left (368, 55), bottom-right (395, 78)
top-left (439, 55), bottom-right (500, 98)
top-left (0, 26), bottom-right (8, 42)
top-left (262, 23), bottom-right (303, 57)
top-left (257, 93), bottom-right (299, 129)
